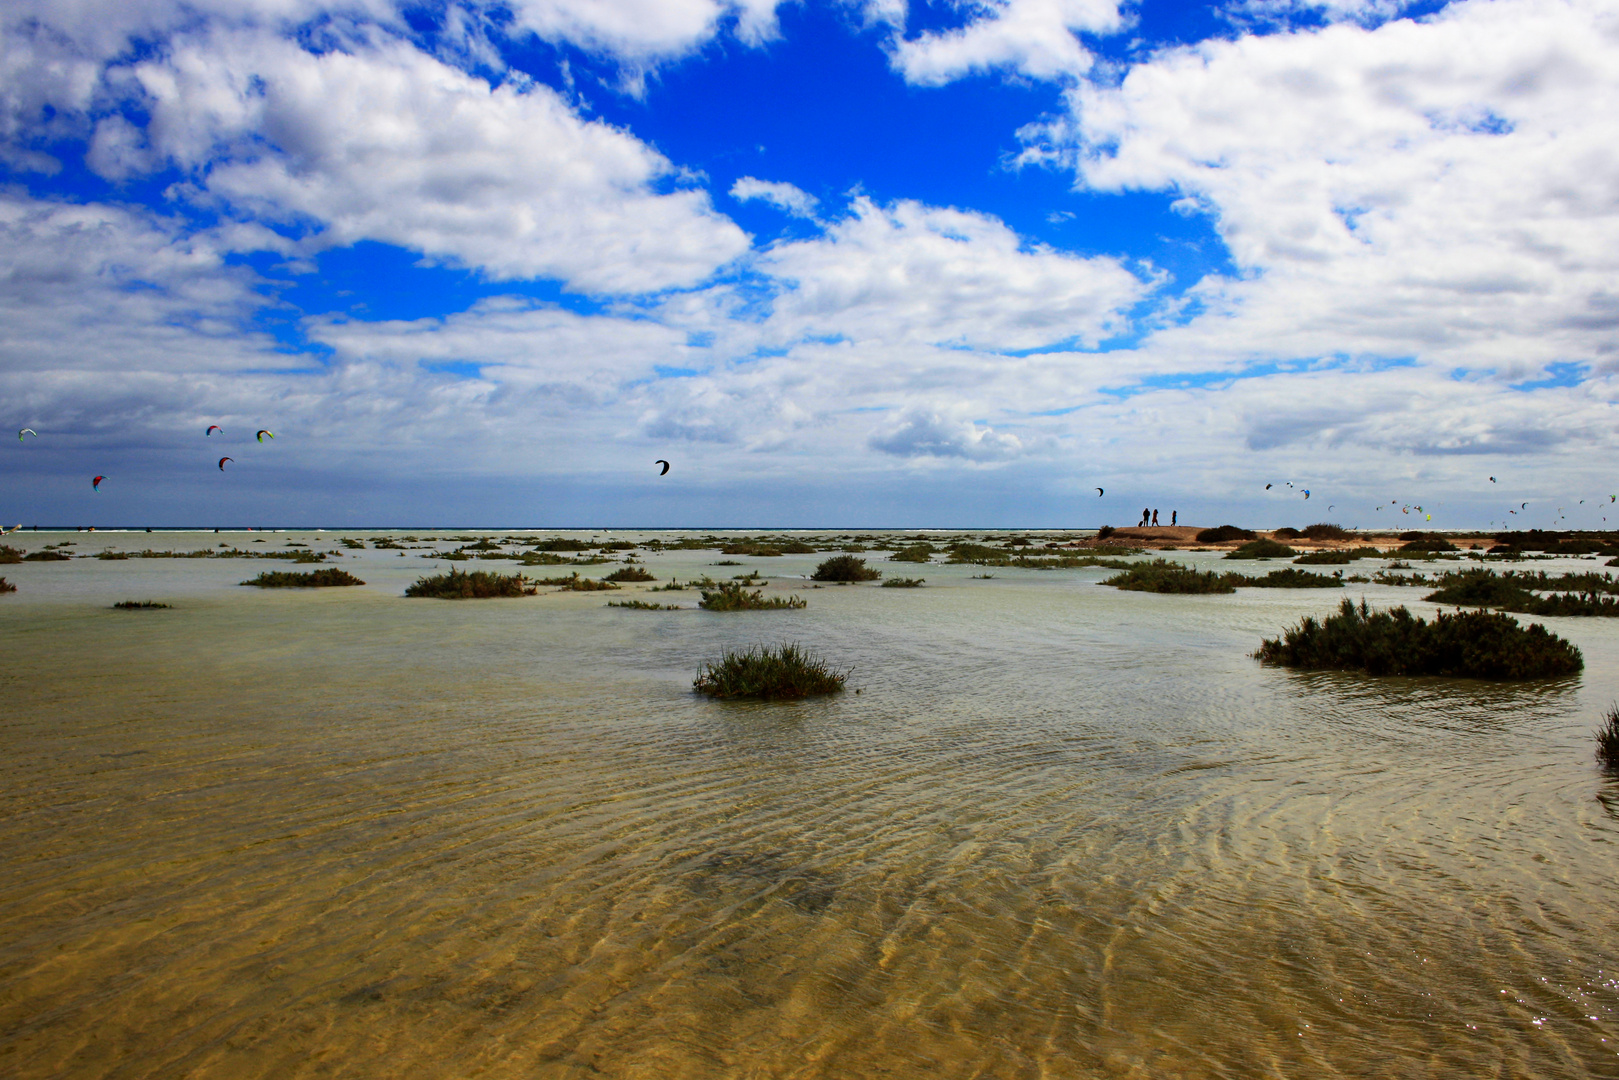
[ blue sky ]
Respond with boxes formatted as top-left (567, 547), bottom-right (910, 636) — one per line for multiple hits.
top-left (3, 0), bottom-right (1617, 528)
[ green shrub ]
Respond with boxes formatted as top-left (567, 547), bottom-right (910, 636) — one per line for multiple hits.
top-left (812, 555), bottom-right (881, 582)
top-left (24, 550), bottom-right (70, 561)
top-left (242, 569), bottom-right (366, 588)
top-left (1225, 539), bottom-right (1297, 560)
top-left (1245, 568), bottom-right (1344, 588)
top-left (1102, 559), bottom-right (1237, 594)
top-left (1301, 523), bottom-right (1352, 541)
top-left (607, 600), bottom-right (682, 610)
top-left (404, 569), bottom-right (535, 598)
top-left (881, 577), bottom-right (926, 588)
top-left (526, 538), bottom-right (592, 551)
top-left (1272, 527), bottom-right (1302, 540)
top-left (0, 545), bottom-right (21, 564)
top-left (1294, 550), bottom-right (1351, 564)
top-left (693, 643), bottom-right (846, 700)
top-left (698, 581), bottom-right (806, 610)
top-left (1196, 525), bottom-right (1256, 543)
top-left (778, 541), bottom-right (818, 554)
top-left (603, 566), bottom-right (658, 582)
top-left (1597, 704), bottom-right (1619, 771)
top-left (530, 573), bottom-right (618, 591)
top-left (1423, 568), bottom-right (1619, 616)
top-left (1400, 538), bottom-right (1458, 553)
top-left (721, 542), bottom-right (782, 556)
top-left (889, 544), bottom-right (935, 563)
top-left (1255, 598), bottom-right (1582, 679)
top-left (113, 600), bottom-right (170, 609)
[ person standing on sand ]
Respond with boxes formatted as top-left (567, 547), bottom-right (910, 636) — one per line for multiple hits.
top-left (1171, 511), bottom-right (1177, 526)
top-left (1141, 507), bottom-right (1150, 527)
top-left (1151, 509), bottom-right (1159, 527)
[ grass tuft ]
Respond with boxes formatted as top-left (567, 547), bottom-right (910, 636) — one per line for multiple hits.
top-left (404, 569), bottom-right (534, 598)
top-left (113, 600), bottom-right (171, 609)
top-left (1103, 559), bottom-right (1236, 594)
top-left (881, 577), bottom-right (926, 588)
top-left (698, 581), bottom-right (807, 610)
top-left (1245, 568), bottom-right (1344, 588)
top-left (603, 566), bottom-right (658, 582)
top-left (1597, 704), bottom-right (1619, 771)
top-left (811, 554), bottom-right (882, 581)
top-left (693, 643), bottom-right (846, 700)
top-left (0, 577), bottom-right (14, 594)
top-left (242, 569), bottom-right (366, 588)
top-left (1255, 598), bottom-right (1582, 679)
top-left (607, 600), bottom-right (682, 610)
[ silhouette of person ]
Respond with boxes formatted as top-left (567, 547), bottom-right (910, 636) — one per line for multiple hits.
top-left (1171, 510), bottom-right (1177, 526)
top-left (1151, 509), bottom-right (1159, 527)
top-left (1141, 507), bottom-right (1150, 527)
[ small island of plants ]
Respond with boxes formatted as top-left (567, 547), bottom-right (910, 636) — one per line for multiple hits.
top-left (1255, 598), bottom-right (1582, 680)
top-left (693, 643), bottom-right (847, 700)
top-left (698, 581), bottom-right (807, 610)
top-left (0, 577), bottom-right (14, 594)
top-left (1597, 704), bottom-right (1619, 771)
top-left (113, 600), bottom-right (171, 609)
top-left (404, 569), bottom-right (535, 598)
top-left (811, 555), bottom-right (882, 582)
top-left (242, 568), bottom-right (366, 588)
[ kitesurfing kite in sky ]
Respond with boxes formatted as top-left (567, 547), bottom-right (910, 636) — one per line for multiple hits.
top-left (92, 476), bottom-right (104, 491)
top-left (218, 457), bottom-right (233, 471)
top-left (207, 425), bottom-right (222, 436)
top-left (256, 430), bottom-right (274, 443)
top-left (655, 459), bottom-right (670, 475)
top-left (18, 429), bottom-right (35, 440)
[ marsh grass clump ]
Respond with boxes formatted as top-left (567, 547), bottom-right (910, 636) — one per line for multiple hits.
top-left (1597, 704), bottom-right (1619, 771)
top-left (1197, 525), bottom-right (1256, 544)
top-left (1225, 539), bottom-right (1297, 560)
top-left (607, 600), bottom-right (682, 610)
top-left (889, 544), bottom-right (935, 563)
top-left (1423, 568), bottom-right (1619, 617)
top-left (243, 568), bottom-right (366, 588)
top-left (531, 573), bottom-right (619, 591)
top-left (0, 577), bottom-right (14, 594)
top-left (1294, 547), bottom-right (1383, 565)
top-left (1246, 568), bottom-right (1343, 588)
top-left (812, 555), bottom-right (881, 582)
top-left (603, 566), bottom-right (658, 582)
top-left (1401, 537), bottom-right (1459, 553)
top-left (693, 643), bottom-right (846, 700)
top-left (0, 545), bottom-right (22, 564)
top-left (698, 581), bottom-right (807, 610)
top-left (1255, 598), bottom-right (1582, 680)
top-left (113, 600), bottom-right (171, 609)
top-left (24, 550), bottom-right (71, 561)
top-left (1103, 559), bottom-right (1237, 594)
top-left (1301, 523), bottom-right (1352, 541)
top-left (882, 577), bottom-right (926, 588)
top-left (405, 569), bottom-right (535, 598)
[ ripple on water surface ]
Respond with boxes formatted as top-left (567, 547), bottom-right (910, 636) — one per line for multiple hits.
top-left (1, 535), bottom-right (1617, 1077)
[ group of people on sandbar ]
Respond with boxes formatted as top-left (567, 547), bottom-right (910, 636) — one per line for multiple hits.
top-left (1138, 508), bottom-right (1177, 528)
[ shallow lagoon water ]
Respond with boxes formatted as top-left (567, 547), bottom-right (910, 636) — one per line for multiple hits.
top-left (2, 531), bottom-right (1617, 1077)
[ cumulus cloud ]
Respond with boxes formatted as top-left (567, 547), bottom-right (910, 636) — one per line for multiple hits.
top-left (503, 0), bottom-right (787, 74)
top-left (1023, 0), bottom-right (1619, 379)
top-left (730, 176), bottom-right (820, 218)
top-left (868, 407), bottom-right (1023, 460)
top-left (878, 0), bottom-right (1124, 85)
top-left (750, 196), bottom-right (1147, 351)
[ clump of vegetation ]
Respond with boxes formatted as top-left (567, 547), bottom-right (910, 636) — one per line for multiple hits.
top-left (1597, 704), bottom-right (1619, 772)
top-left (882, 577), bottom-right (926, 588)
top-left (24, 550), bottom-right (71, 561)
top-left (1197, 525), bottom-right (1256, 543)
top-left (1272, 527), bottom-right (1302, 540)
top-left (889, 543), bottom-right (935, 563)
top-left (1255, 598), bottom-right (1582, 679)
top-left (404, 569), bottom-right (535, 598)
top-left (1103, 559), bottom-right (1237, 594)
top-left (1423, 568), bottom-right (1619, 616)
top-left (811, 555), bottom-right (881, 582)
top-left (97, 551), bottom-right (130, 560)
top-left (531, 573), bottom-right (619, 591)
top-left (0, 545), bottom-right (21, 564)
top-left (242, 568), bottom-right (366, 588)
top-left (340, 538), bottom-right (365, 550)
top-left (721, 542), bottom-right (782, 556)
top-left (0, 577), bottom-right (14, 594)
top-left (1301, 523), bottom-right (1352, 541)
top-left (1294, 547), bottom-right (1383, 565)
top-left (607, 600), bottom-right (682, 610)
top-left (113, 600), bottom-right (171, 609)
top-left (603, 566), bottom-right (658, 582)
top-left (1246, 568), bottom-right (1343, 588)
top-left (1400, 537), bottom-right (1459, 553)
top-left (693, 643), bottom-right (846, 700)
top-left (698, 581), bottom-right (807, 610)
top-left (1096, 526), bottom-right (1116, 539)
top-left (1225, 539), bottom-right (1297, 560)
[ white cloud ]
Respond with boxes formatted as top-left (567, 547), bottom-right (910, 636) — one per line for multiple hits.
top-left (1018, 0), bottom-right (1619, 381)
top-left (730, 176), bottom-right (820, 218)
top-left (868, 406), bottom-right (1023, 459)
top-left (881, 0), bottom-right (1125, 85)
top-left (749, 196), bottom-right (1147, 351)
top-left (118, 28), bottom-right (751, 293)
top-left (503, 0), bottom-right (787, 71)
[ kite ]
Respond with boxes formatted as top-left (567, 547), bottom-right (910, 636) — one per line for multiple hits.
top-left (206, 425), bottom-right (222, 436)
top-left (18, 429), bottom-right (36, 440)
top-left (655, 459), bottom-right (670, 475)
top-left (1328, 505), bottom-right (1335, 511)
top-left (1489, 477), bottom-right (1496, 483)
top-left (92, 475), bottom-right (105, 491)
top-left (256, 430), bottom-right (274, 443)
top-left (218, 457), bottom-right (233, 471)
top-left (1302, 490), bottom-right (1311, 499)
top-left (1522, 503), bottom-right (1528, 509)
top-left (1, 524), bottom-right (19, 535)
top-left (1096, 487), bottom-right (1104, 496)
top-left (1265, 483), bottom-right (1272, 490)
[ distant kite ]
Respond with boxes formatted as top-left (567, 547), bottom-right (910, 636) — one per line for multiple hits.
top-left (92, 475), bottom-right (105, 491)
top-left (1489, 476), bottom-right (1496, 483)
top-left (655, 459), bottom-right (670, 475)
top-left (1302, 490), bottom-right (1310, 499)
top-left (1522, 502), bottom-right (1528, 509)
top-left (218, 457), bottom-right (233, 471)
top-left (18, 429), bottom-right (36, 440)
top-left (1, 524), bottom-right (19, 535)
top-left (1328, 504), bottom-right (1335, 511)
top-left (206, 425), bottom-right (222, 436)
top-left (1265, 483), bottom-right (1272, 490)
top-left (256, 430), bottom-right (274, 443)
top-left (1096, 487), bottom-right (1104, 496)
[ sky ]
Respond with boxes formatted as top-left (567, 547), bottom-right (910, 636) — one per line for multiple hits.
top-left (3, 0), bottom-right (1618, 528)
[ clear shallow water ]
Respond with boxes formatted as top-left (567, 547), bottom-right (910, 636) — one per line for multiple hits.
top-left (2, 532), bottom-right (1617, 1078)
